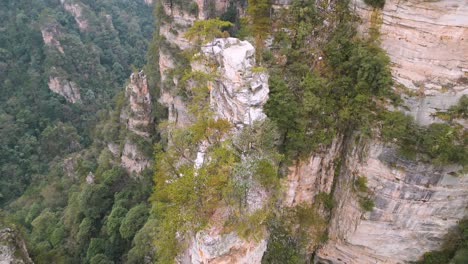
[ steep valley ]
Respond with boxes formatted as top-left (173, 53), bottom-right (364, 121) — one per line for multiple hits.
top-left (1, 0), bottom-right (466, 264)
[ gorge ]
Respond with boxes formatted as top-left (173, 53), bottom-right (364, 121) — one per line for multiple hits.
top-left (0, 0), bottom-right (466, 264)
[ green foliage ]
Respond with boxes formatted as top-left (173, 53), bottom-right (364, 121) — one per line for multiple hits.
top-left (262, 205), bottom-right (327, 264)
top-left (79, 184), bottom-right (113, 220)
top-left (0, 1), bottom-right (156, 263)
top-left (0, 0), bottom-right (153, 206)
top-left (90, 254), bottom-right (114, 264)
top-left (184, 18), bottom-right (233, 44)
top-left (119, 204), bottom-right (148, 239)
top-left (364, 0), bottom-right (386, 8)
top-left (126, 218), bottom-right (157, 264)
top-left (316, 192), bottom-right (334, 211)
top-left (358, 197), bottom-right (375, 212)
top-left (448, 95), bottom-right (468, 120)
top-left (354, 176), bottom-right (369, 193)
top-left (87, 238), bottom-right (106, 261)
top-left (266, 6), bottom-right (393, 160)
top-left (380, 111), bottom-right (467, 165)
top-left (106, 206), bottom-right (128, 238)
top-left (247, 0), bottom-right (271, 60)
top-left (262, 218), bottom-right (302, 264)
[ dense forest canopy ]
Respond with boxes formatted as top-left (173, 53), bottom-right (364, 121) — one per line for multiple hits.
top-left (0, 0), bottom-right (156, 263)
top-left (0, 0), bottom-right (153, 205)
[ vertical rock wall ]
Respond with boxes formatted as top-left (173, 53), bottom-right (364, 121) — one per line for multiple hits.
top-left (120, 71), bottom-right (153, 175)
top-left (313, 1), bottom-right (468, 263)
top-left (353, 0), bottom-right (468, 126)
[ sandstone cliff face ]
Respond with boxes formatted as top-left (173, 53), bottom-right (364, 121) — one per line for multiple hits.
top-left (0, 228), bottom-right (33, 264)
top-left (311, 1), bottom-right (468, 263)
top-left (353, 0), bottom-right (468, 125)
top-left (284, 136), bottom-right (343, 207)
top-left (316, 141), bottom-right (467, 263)
top-left (41, 24), bottom-right (64, 54)
top-left (120, 71), bottom-right (153, 175)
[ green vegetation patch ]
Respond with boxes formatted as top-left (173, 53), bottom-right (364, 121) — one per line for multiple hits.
top-left (364, 0), bottom-right (386, 9)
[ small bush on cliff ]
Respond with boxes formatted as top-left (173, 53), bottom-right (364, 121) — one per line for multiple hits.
top-left (184, 18), bottom-right (233, 44)
top-left (262, 205), bottom-right (327, 263)
top-left (359, 197), bottom-right (375, 212)
top-left (364, 0), bottom-right (385, 8)
top-left (354, 176), bottom-right (369, 193)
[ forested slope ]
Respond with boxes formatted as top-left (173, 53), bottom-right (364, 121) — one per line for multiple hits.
top-left (1, 0), bottom-right (157, 263)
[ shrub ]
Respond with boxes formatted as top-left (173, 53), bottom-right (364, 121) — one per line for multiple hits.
top-left (316, 192), bottom-right (334, 210)
top-left (119, 204), bottom-right (148, 239)
top-left (364, 0), bottom-right (385, 8)
top-left (188, 2), bottom-right (199, 16)
top-left (359, 197), bottom-right (375, 212)
top-left (354, 176), bottom-right (369, 193)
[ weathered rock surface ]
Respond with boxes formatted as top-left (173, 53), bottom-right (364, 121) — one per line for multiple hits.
top-left (120, 71), bottom-right (152, 175)
top-left (41, 24), bottom-right (64, 54)
top-left (353, 0), bottom-right (468, 125)
top-left (316, 142), bottom-right (468, 263)
top-left (121, 71), bottom-right (153, 138)
top-left (158, 3), bottom-right (240, 128)
top-left (198, 38), bottom-right (269, 127)
top-left (48, 75), bottom-right (81, 103)
top-left (179, 231), bottom-right (267, 264)
top-left (284, 136), bottom-right (343, 207)
top-left (0, 228), bottom-right (33, 264)
top-left (60, 0), bottom-right (89, 31)
top-left (158, 4), bottom-right (195, 128)
top-left (120, 140), bottom-right (151, 175)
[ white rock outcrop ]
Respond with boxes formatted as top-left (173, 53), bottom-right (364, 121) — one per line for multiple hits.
top-left (178, 37), bottom-right (270, 264)
top-left (198, 38), bottom-right (269, 127)
top-left (48, 76), bottom-right (81, 103)
top-left (121, 71), bottom-right (152, 138)
top-left (158, 4), bottom-right (270, 262)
